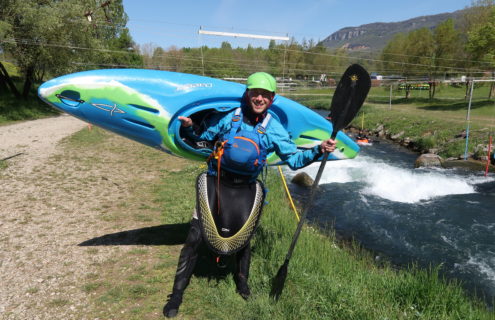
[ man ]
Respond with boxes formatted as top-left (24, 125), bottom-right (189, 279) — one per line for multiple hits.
top-left (163, 72), bottom-right (336, 318)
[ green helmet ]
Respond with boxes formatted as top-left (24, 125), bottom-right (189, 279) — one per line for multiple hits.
top-left (246, 72), bottom-right (277, 93)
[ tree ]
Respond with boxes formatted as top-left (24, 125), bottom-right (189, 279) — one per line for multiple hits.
top-left (381, 33), bottom-right (408, 76)
top-left (433, 19), bottom-right (461, 76)
top-left (284, 39), bottom-right (304, 79)
top-left (466, 7), bottom-right (495, 66)
top-left (265, 41), bottom-right (284, 76)
top-left (164, 46), bottom-right (184, 72)
top-left (181, 47), bottom-right (204, 75)
top-left (140, 42), bottom-right (158, 68)
top-left (457, 0), bottom-right (495, 74)
top-left (404, 28), bottom-right (435, 78)
top-left (304, 44), bottom-right (342, 85)
top-left (425, 19), bottom-right (462, 98)
top-left (0, 0), bottom-right (140, 99)
top-left (220, 41), bottom-right (232, 50)
top-left (151, 47), bottom-right (166, 69)
top-left (104, 28), bottom-right (143, 68)
top-left (460, 0), bottom-right (495, 34)
top-left (466, 7), bottom-right (495, 97)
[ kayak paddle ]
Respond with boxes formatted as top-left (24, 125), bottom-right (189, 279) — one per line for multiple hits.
top-left (270, 64), bottom-right (371, 300)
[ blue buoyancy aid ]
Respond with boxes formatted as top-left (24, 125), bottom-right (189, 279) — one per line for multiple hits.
top-left (208, 108), bottom-right (271, 178)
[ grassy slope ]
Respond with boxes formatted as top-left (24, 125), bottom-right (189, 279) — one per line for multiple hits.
top-left (59, 128), bottom-right (492, 319)
top-left (0, 93), bottom-right (59, 124)
top-left (285, 84), bottom-right (495, 159)
top-left (0, 61), bottom-right (59, 125)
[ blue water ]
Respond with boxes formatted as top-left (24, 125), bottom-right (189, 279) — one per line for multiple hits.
top-left (284, 139), bottom-right (495, 305)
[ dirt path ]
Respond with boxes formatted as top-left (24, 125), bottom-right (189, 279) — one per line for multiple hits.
top-left (0, 115), bottom-right (88, 174)
top-left (1, 116), bottom-right (88, 319)
top-left (0, 116), bottom-right (186, 319)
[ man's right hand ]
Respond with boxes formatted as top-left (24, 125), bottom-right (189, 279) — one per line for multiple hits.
top-left (178, 116), bottom-right (193, 127)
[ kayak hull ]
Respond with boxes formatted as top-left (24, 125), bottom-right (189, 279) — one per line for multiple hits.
top-left (38, 69), bottom-right (359, 163)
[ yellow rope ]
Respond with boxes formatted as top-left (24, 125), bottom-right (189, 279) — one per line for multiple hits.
top-left (277, 166), bottom-right (300, 221)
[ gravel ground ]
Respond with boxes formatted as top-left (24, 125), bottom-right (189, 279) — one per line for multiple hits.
top-left (0, 115), bottom-right (88, 175)
top-left (0, 115), bottom-right (176, 320)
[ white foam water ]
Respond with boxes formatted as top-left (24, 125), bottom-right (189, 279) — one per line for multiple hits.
top-left (286, 155), bottom-right (493, 204)
top-left (284, 149), bottom-right (495, 304)
top-left (467, 255), bottom-right (495, 282)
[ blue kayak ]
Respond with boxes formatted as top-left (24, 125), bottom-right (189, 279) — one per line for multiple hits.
top-left (38, 69), bottom-right (360, 163)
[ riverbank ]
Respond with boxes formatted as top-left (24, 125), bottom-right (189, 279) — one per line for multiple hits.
top-left (347, 126), bottom-right (495, 172)
top-left (2, 120), bottom-right (492, 319)
top-left (346, 101), bottom-right (495, 173)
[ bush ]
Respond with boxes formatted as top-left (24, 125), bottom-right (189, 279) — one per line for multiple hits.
top-left (416, 136), bottom-right (437, 151)
top-left (0, 87), bottom-right (60, 124)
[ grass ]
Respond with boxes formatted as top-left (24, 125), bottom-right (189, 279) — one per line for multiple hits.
top-left (0, 93), bottom-right (60, 125)
top-left (0, 62), bottom-right (67, 125)
top-left (53, 127), bottom-right (191, 319)
top-left (60, 128), bottom-right (493, 319)
top-left (63, 125), bottom-right (109, 146)
top-left (5, 78), bottom-right (494, 318)
top-left (351, 100), bottom-right (495, 158)
top-left (185, 173), bottom-right (492, 319)
top-left (47, 298), bottom-right (70, 308)
top-left (0, 62), bottom-right (59, 124)
top-left (0, 84), bottom-right (60, 126)
top-left (284, 84), bottom-right (495, 159)
top-left (1, 60), bottom-right (20, 77)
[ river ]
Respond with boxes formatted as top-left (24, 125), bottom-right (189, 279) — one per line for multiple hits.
top-left (283, 138), bottom-right (495, 306)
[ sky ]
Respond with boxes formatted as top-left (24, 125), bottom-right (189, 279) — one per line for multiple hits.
top-left (122, 0), bottom-right (473, 50)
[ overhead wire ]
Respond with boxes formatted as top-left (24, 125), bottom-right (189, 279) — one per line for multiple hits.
top-left (1, 15), bottom-right (493, 79)
top-left (62, 15), bottom-right (489, 66)
top-left (4, 1), bottom-right (492, 72)
top-left (6, 10), bottom-right (487, 72)
top-left (2, 36), bottom-right (488, 77)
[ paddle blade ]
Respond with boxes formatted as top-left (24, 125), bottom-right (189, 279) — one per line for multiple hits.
top-left (270, 260), bottom-right (289, 300)
top-left (328, 64), bottom-right (371, 137)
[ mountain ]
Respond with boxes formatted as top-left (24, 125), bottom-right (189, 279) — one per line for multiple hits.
top-left (320, 9), bottom-right (466, 51)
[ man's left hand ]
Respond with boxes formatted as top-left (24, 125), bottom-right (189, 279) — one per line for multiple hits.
top-left (320, 139), bottom-right (336, 153)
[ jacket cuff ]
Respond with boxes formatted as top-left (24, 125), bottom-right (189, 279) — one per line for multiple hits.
top-left (312, 144), bottom-right (322, 157)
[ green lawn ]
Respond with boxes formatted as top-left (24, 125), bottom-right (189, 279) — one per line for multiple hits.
top-left (63, 129), bottom-right (493, 320)
top-left (283, 84), bottom-right (495, 159)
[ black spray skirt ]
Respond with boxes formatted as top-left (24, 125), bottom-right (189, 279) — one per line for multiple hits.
top-left (196, 172), bottom-right (266, 255)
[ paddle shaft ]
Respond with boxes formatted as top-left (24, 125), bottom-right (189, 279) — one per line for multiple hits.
top-left (271, 64), bottom-right (369, 300)
top-left (281, 81), bottom-right (354, 264)
top-left (281, 131), bottom-right (336, 264)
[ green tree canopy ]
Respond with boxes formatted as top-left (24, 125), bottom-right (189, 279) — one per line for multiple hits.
top-left (466, 7), bottom-right (495, 68)
top-left (433, 19), bottom-right (461, 74)
top-left (380, 33), bottom-right (408, 75)
top-left (0, 0), bottom-right (141, 98)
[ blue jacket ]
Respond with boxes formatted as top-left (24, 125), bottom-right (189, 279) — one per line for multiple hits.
top-left (185, 108), bottom-right (321, 171)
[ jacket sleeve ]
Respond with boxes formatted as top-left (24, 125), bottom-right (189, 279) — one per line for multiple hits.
top-left (183, 112), bottom-right (232, 142)
top-left (268, 122), bottom-right (322, 170)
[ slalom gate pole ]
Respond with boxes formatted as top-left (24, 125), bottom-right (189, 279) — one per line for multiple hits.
top-left (485, 135), bottom-right (492, 177)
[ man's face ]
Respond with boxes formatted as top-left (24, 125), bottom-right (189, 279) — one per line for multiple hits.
top-left (247, 88), bottom-right (274, 114)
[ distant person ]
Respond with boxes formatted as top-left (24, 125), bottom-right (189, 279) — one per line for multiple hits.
top-left (163, 72), bottom-right (336, 318)
top-left (356, 129), bottom-right (368, 141)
